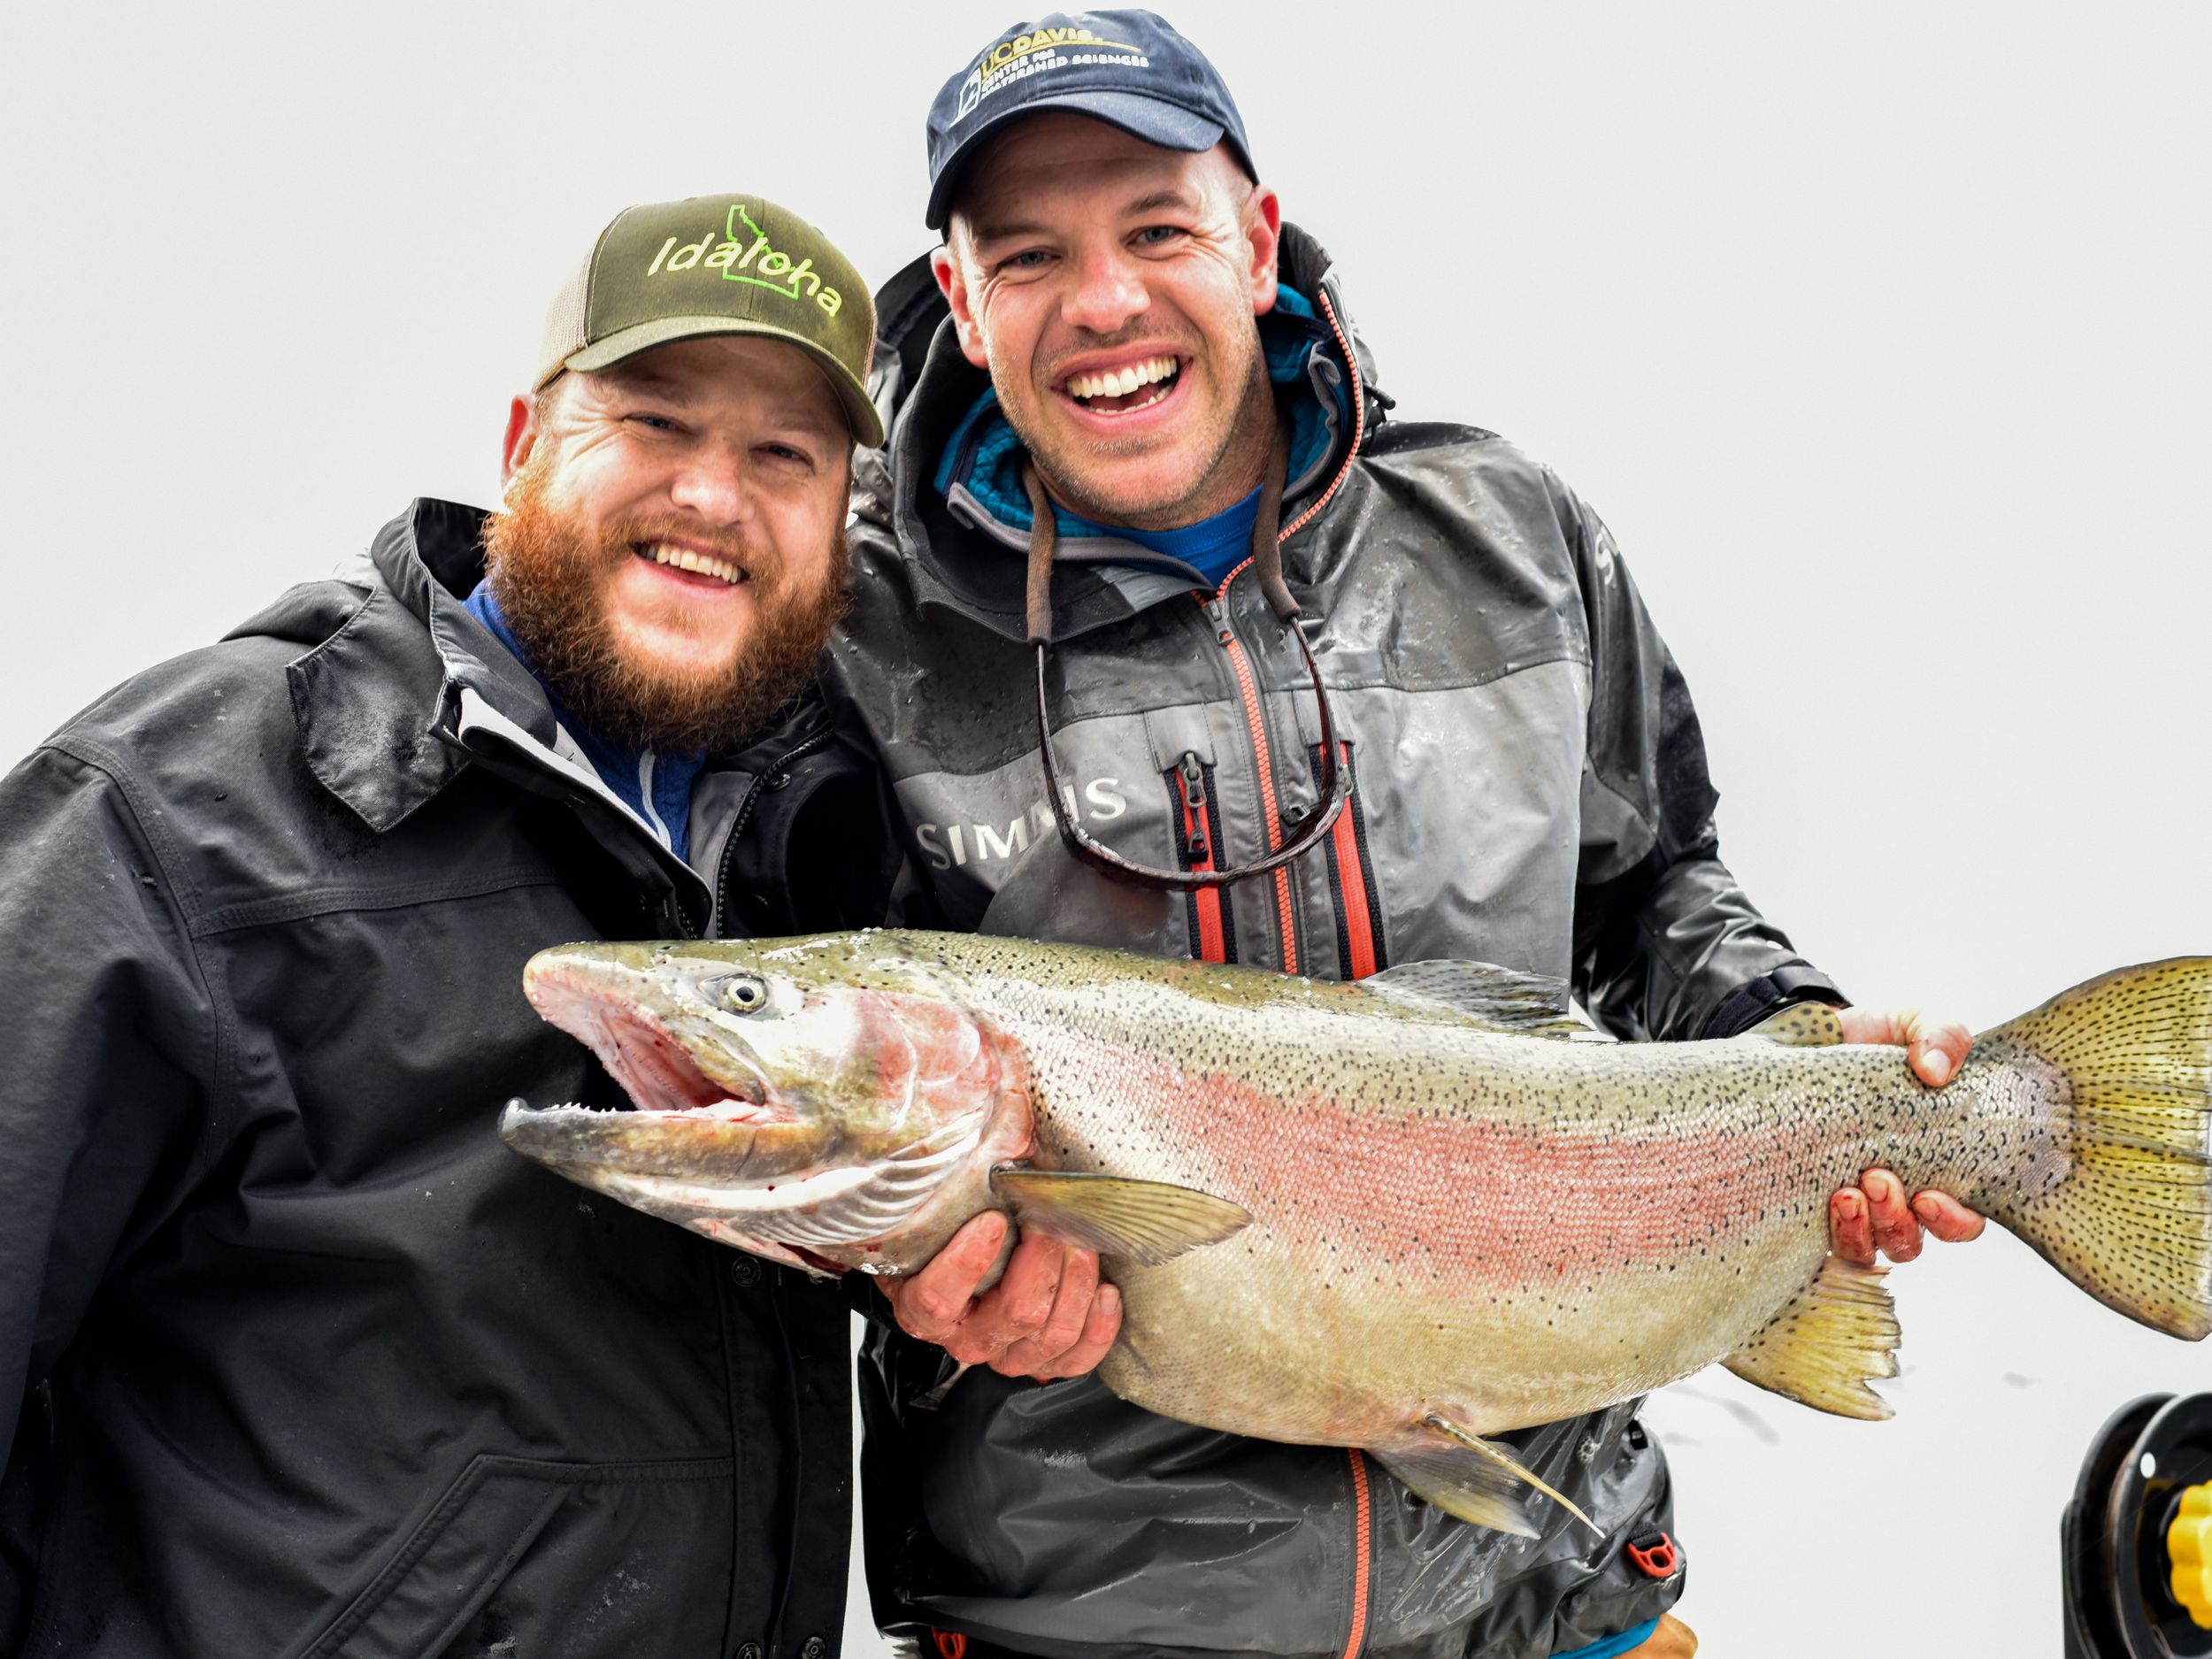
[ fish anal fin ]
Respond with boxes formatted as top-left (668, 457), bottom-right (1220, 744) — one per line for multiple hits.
top-left (1373, 1441), bottom-right (1537, 1537)
top-left (1375, 1410), bottom-right (1596, 1538)
top-left (1723, 1256), bottom-right (1900, 1419)
top-left (1743, 1002), bottom-right (1846, 1047)
top-left (1363, 960), bottom-right (1601, 1041)
top-left (990, 1168), bottom-right (1249, 1265)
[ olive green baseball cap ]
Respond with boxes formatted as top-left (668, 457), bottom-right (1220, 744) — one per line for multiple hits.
top-left (535, 195), bottom-right (882, 448)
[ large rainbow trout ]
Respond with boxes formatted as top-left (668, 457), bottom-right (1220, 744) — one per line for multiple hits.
top-left (500, 933), bottom-right (2212, 1533)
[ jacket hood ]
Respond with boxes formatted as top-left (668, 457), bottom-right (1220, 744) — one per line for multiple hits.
top-left (855, 222), bottom-right (1387, 645)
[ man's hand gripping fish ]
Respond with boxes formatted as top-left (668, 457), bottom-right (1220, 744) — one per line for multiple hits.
top-left (500, 932), bottom-right (2212, 1537)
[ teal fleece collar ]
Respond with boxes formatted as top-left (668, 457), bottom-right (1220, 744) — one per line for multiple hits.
top-left (934, 284), bottom-right (1349, 549)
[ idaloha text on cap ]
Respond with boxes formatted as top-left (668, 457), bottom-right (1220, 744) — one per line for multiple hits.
top-left (536, 195), bottom-right (883, 449)
top-left (925, 9), bottom-right (1255, 232)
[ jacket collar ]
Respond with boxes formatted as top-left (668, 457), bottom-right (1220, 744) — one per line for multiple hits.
top-left (286, 498), bottom-right (536, 833)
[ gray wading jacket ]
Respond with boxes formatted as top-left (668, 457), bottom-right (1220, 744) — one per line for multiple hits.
top-left (0, 500), bottom-right (894, 1658)
top-left (824, 230), bottom-right (1843, 1659)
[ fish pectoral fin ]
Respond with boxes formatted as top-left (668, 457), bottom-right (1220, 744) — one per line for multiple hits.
top-left (1362, 960), bottom-right (1604, 1041)
top-left (1375, 1412), bottom-right (1596, 1538)
top-left (1740, 1002), bottom-right (1845, 1046)
top-left (988, 1169), bottom-right (1249, 1265)
top-left (1723, 1255), bottom-right (1901, 1419)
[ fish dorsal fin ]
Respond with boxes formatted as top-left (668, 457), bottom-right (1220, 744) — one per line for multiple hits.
top-left (991, 1169), bottom-right (1250, 1265)
top-left (1372, 1410), bottom-right (1597, 1538)
top-left (1723, 1256), bottom-right (1900, 1419)
top-left (1362, 960), bottom-right (1600, 1041)
top-left (1742, 1002), bottom-right (1845, 1047)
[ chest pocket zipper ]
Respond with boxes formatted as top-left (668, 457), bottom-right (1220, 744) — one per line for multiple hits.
top-left (1165, 750), bottom-right (1236, 964)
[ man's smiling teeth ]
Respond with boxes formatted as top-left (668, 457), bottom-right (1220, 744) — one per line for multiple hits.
top-left (644, 543), bottom-right (746, 585)
top-left (1064, 356), bottom-right (1179, 402)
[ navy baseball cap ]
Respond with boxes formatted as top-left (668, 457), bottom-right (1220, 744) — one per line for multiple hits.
top-left (925, 10), bottom-right (1255, 232)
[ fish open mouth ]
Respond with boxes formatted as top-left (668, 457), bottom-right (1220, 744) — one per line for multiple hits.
top-left (523, 960), bottom-right (785, 1123)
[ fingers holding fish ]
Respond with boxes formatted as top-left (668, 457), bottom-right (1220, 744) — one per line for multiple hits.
top-left (1863, 1168), bottom-right (1925, 1261)
top-left (1829, 1187), bottom-right (1876, 1263)
top-left (1828, 1171), bottom-right (1924, 1263)
top-left (1830, 1004), bottom-right (1984, 1263)
top-left (1834, 1003), bottom-right (1975, 1087)
top-left (1830, 1169), bottom-right (1986, 1264)
top-left (964, 1230), bottom-right (1075, 1361)
top-left (1911, 1189), bottom-right (1986, 1244)
top-left (1004, 1255), bottom-right (1123, 1382)
top-left (974, 1236), bottom-right (1118, 1379)
top-left (882, 1210), bottom-right (1013, 1349)
top-left (990, 1240), bottom-right (1093, 1376)
top-left (883, 1213), bottom-right (1119, 1379)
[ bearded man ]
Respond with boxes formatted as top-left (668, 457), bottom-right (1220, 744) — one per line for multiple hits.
top-left (0, 194), bottom-right (1111, 1657)
top-left (826, 14), bottom-right (1987, 1659)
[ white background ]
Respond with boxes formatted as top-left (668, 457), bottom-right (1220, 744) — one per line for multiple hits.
top-left (6, 3), bottom-right (2208, 1653)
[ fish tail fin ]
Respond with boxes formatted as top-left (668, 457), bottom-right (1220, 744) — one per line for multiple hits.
top-left (1979, 957), bottom-right (2212, 1340)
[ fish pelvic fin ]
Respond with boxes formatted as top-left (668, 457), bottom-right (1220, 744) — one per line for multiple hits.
top-left (1977, 956), bottom-right (2212, 1341)
top-left (1374, 1411), bottom-right (1597, 1538)
top-left (1724, 1256), bottom-right (1900, 1420)
top-left (989, 1169), bottom-right (1250, 1266)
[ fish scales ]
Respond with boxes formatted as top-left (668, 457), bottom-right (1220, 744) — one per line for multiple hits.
top-left (990, 985), bottom-right (2055, 1437)
top-left (501, 932), bottom-right (2212, 1535)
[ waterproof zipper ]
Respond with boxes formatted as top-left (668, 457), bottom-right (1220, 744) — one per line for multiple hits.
top-left (1202, 589), bottom-right (1302, 974)
top-left (1191, 284), bottom-right (1370, 981)
top-left (711, 730), bottom-right (831, 939)
top-left (1338, 1449), bottom-right (1373, 1659)
top-left (1170, 750), bottom-right (1233, 963)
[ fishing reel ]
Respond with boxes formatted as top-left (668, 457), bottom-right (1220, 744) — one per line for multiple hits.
top-left (2063, 1393), bottom-right (2212, 1658)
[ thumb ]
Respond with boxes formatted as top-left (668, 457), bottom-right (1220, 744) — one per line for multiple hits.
top-left (1904, 1014), bottom-right (1973, 1087)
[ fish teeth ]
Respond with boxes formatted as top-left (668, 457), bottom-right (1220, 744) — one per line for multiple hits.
top-left (1065, 355), bottom-right (1179, 402)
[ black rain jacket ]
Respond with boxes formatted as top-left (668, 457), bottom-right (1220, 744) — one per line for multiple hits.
top-left (0, 499), bottom-right (893, 1659)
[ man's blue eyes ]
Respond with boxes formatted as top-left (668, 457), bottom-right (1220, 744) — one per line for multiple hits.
top-left (1002, 227), bottom-right (1184, 269)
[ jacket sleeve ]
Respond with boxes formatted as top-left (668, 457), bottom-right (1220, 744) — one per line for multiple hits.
top-left (0, 744), bottom-right (220, 1612)
top-left (1556, 484), bottom-right (1844, 1041)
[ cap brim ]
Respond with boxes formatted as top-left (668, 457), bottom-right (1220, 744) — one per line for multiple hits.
top-left (927, 90), bottom-right (1229, 231)
top-left (565, 315), bottom-right (884, 449)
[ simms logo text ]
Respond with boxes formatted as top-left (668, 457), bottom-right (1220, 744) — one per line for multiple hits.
top-left (916, 778), bottom-right (1127, 870)
top-left (644, 204), bottom-right (843, 318)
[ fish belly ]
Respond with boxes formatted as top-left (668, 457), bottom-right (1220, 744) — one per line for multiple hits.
top-left (1099, 1191), bottom-right (1833, 1441)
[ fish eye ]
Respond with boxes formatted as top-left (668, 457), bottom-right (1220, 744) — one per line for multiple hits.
top-left (708, 972), bottom-right (770, 1015)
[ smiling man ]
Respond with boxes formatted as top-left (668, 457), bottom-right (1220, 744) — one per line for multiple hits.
top-left (0, 194), bottom-right (1112, 1657)
top-left (825, 14), bottom-right (1985, 1659)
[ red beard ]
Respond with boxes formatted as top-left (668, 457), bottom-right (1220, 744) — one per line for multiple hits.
top-left (481, 477), bottom-right (849, 755)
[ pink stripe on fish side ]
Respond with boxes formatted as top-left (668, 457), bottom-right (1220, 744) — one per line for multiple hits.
top-left (1030, 1029), bottom-right (1836, 1287)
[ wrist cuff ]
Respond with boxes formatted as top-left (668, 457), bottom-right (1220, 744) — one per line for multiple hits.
top-left (1702, 964), bottom-right (1847, 1040)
